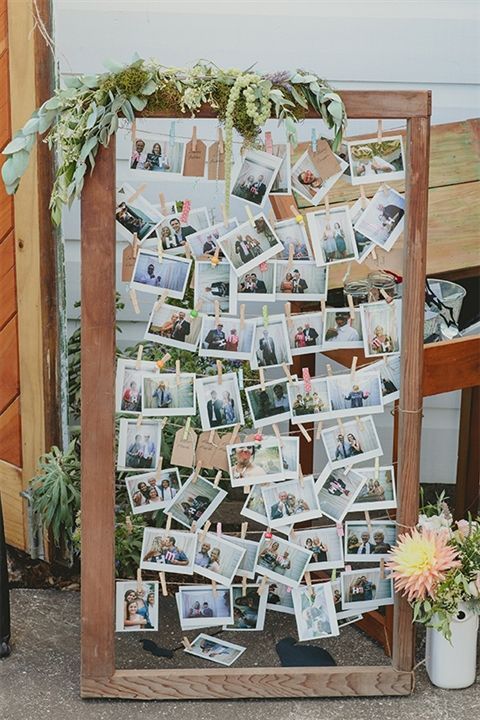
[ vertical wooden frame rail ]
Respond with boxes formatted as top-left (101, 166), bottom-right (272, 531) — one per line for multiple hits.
top-left (80, 90), bottom-right (431, 699)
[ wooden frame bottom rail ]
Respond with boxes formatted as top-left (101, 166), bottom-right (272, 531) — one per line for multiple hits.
top-left (81, 666), bottom-right (413, 700)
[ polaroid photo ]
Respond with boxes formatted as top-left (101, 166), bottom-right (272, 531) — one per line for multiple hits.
top-left (117, 418), bottom-right (162, 472)
top-left (194, 260), bottom-right (237, 316)
top-left (250, 315), bottom-right (292, 370)
top-left (361, 356), bottom-right (400, 405)
top-left (221, 535), bottom-right (261, 580)
top-left (230, 147), bottom-right (282, 207)
top-left (274, 218), bottom-right (313, 261)
top-left (183, 633), bottom-right (246, 666)
top-left (131, 250), bottom-right (192, 300)
top-left (353, 466), bottom-right (397, 511)
top-left (194, 532), bottom-right (246, 585)
top-left (196, 372), bottom-right (244, 431)
top-left (349, 198), bottom-right (375, 263)
top-left (322, 308), bottom-right (363, 349)
top-left (360, 299), bottom-right (402, 357)
top-left (218, 214), bottom-right (283, 277)
top-left (199, 316), bottom-right (255, 361)
top-left (140, 527), bottom-right (196, 575)
top-left (269, 143), bottom-right (292, 196)
top-left (115, 580), bottom-right (159, 632)
top-left (141, 372), bottom-right (196, 417)
top-left (116, 183), bottom-right (164, 245)
top-left (265, 578), bottom-right (295, 614)
top-left (331, 577), bottom-right (375, 620)
top-left (345, 520), bottom-right (397, 562)
top-left (292, 582), bottom-right (339, 642)
top-left (274, 261), bottom-right (328, 301)
top-left (341, 567), bottom-right (394, 610)
top-left (186, 218), bottom-right (239, 259)
top-left (291, 149), bottom-right (347, 206)
top-left (279, 436), bottom-right (300, 480)
top-left (176, 585), bottom-right (233, 630)
top-left (338, 614), bottom-right (363, 628)
top-left (307, 205), bottom-right (358, 267)
top-left (125, 467), bottom-right (181, 514)
top-left (289, 526), bottom-right (344, 572)
top-left (227, 438), bottom-right (285, 488)
top-left (144, 301), bottom-right (202, 352)
top-left (288, 312), bottom-right (324, 357)
top-left (154, 208), bottom-right (210, 255)
top-left (287, 376), bottom-right (332, 425)
top-left (255, 532), bottom-right (312, 589)
top-left (115, 357), bottom-right (157, 416)
top-left (315, 465), bottom-right (367, 522)
top-left (354, 185), bottom-right (405, 252)
top-left (238, 263), bottom-right (276, 303)
top-left (347, 135), bottom-right (405, 186)
top-left (326, 370), bottom-right (383, 418)
top-left (164, 473), bottom-right (227, 530)
top-left (261, 476), bottom-right (322, 529)
top-left (129, 132), bottom-right (185, 178)
top-left (223, 583), bottom-right (268, 631)
top-left (241, 484), bottom-right (269, 527)
top-left (320, 416), bottom-right (383, 470)
top-left (245, 376), bottom-right (293, 429)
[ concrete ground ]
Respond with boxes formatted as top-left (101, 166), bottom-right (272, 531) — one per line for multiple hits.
top-left (0, 589), bottom-right (478, 720)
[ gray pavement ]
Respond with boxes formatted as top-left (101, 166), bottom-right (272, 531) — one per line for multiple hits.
top-left (0, 589), bottom-right (478, 719)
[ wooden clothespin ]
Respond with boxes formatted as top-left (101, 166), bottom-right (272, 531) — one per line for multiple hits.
top-left (320, 299), bottom-right (326, 320)
top-left (350, 355), bottom-right (358, 382)
top-left (343, 261), bottom-right (353, 285)
top-left (156, 352), bottom-right (171, 370)
top-left (245, 205), bottom-right (255, 227)
top-left (125, 515), bottom-right (134, 534)
top-left (131, 119), bottom-right (137, 141)
top-left (136, 413), bottom-right (143, 427)
top-left (159, 572), bottom-right (168, 597)
top-left (216, 522), bottom-right (222, 537)
top-left (213, 470), bottom-right (222, 486)
top-left (175, 359), bottom-right (181, 386)
top-left (191, 462), bottom-right (202, 483)
top-left (199, 520), bottom-right (212, 543)
top-left (210, 244), bottom-right (221, 267)
top-left (316, 421), bottom-right (323, 440)
top-left (244, 485), bottom-right (251, 495)
top-left (371, 246), bottom-right (378, 261)
top-left (129, 288), bottom-right (140, 315)
top-left (377, 120), bottom-right (383, 140)
top-left (231, 423), bottom-right (241, 444)
top-left (165, 513), bottom-right (172, 532)
top-left (285, 302), bottom-right (293, 327)
top-left (359, 184), bottom-right (369, 210)
top-left (190, 521), bottom-right (197, 533)
top-left (336, 522), bottom-right (344, 537)
top-left (324, 194), bottom-right (331, 223)
top-left (182, 636), bottom-right (192, 651)
top-left (214, 300), bottom-right (220, 325)
top-left (191, 125), bottom-right (198, 152)
top-left (216, 359), bottom-right (223, 384)
top-left (239, 304), bottom-right (246, 331)
top-left (127, 184), bottom-right (147, 204)
top-left (258, 367), bottom-right (266, 390)
top-left (135, 344), bottom-right (144, 370)
top-left (242, 575), bottom-right (248, 594)
top-left (380, 287), bottom-right (393, 304)
top-left (356, 415), bottom-right (365, 432)
top-left (380, 558), bottom-right (386, 580)
top-left (153, 289), bottom-right (169, 313)
top-left (298, 463), bottom-right (305, 487)
top-left (347, 293), bottom-right (356, 321)
top-left (183, 417), bottom-right (191, 441)
top-left (159, 192), bottom-right (168, 217)
top-left (264, 131), bottom-right (273, 154)
top-left (132, 232), bottom-right (140, 258)
top-left (211, 580), bottom-right (218, 597)
top-left (287, 242), bottom-right (295, 271)
top-left (136, 568), bottom-right (144, 593)
top-left (304, 571), bottom-right (313, 590)
top-left (282, 362), bottom-right (293, 384)
top-left (155, 455), bottom-right (163, 478)
top-left (208, 429), bottom-right (216, 445)
top-left (344, 465), bottom-right (353, 476)
top-left (326, 364), bottom-right (333, 376)
top-left (337, 417), bottom-right (345, 435)
top-left (364, 510), bottom-right (372, 533)
top-left (272, 423), bottom-right (283, 447)
top-left (297, 424), bottom-right (312, 443)
top-left (257, 575), bottom-right (268, 596)
top-left (157, 235), bottom-right (163, 262)
top-left (240, 522), bottom-right (248, 539)
top-left (374, 456), bottom-right (380, 481)
top-left (290, 204), bottom-right (304, 224)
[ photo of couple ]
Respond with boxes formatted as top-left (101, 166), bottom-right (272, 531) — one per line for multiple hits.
top-left (255, 534), bottom-right (312, 588)
top-left (250, 317), bottom-right (292, 370)
top-left (117, 419), bottom-right (161, 472)
top-left (186, 219), bottom-right (238, 258)
top-left (245, 378), bottom-right (291, 428)
top-left (274, 218), bottom-right (312, 260)
top-left (164, 474), bottom-right (227, 530)
top-left (125, 469), bottom-right (181, 514)
top-left (353, 466), bottom-right (397, 511)
top-left (177, 586), bottom-right (233, 629)
top-left (158, 216), bottom-right (197, 251)
top-left (354, 185), bottom-right (405, 251)
top-left (115, 184), bottom-right (163, 243)
top-left (116, 357), bottom-right (157, 415)
top-left (274, 262), bottom-right (328, 300)
top-left (115, 581), bottom-right (159, 632)
top-left (194, 532), bottom-right (245, 585)
top-left (199, 317), bottom-right (255, 361)
top-left (322, 416), bottom-right (383, 468)
top-left (288, 313), bottom-right (323, 356)
top-left (218, 215), bottom-right (283, 276)
top-left (197, 373), bottom-right (244, 431)
top-left (140, 529), bottom-right (196, 574)
top-left (307, 206), bottom-right (357, 266)
top-left (129, 134), bottom-right (185, 176)
top-left (315, 466), bottom-right (366, 522)
top-left (145, 304), bottom-right (202, 352)
top-left (290, 527), bottom-right (344, 571)
top-left (342, 568), bottom-right (394, 610)
top-left (262, 477), bottom-right (321, 528)
top-left (231, 148), bottom-right (282, 207)
top-left (238, 266), bottom-right (275, 300)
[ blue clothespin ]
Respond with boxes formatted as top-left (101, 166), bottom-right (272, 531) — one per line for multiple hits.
top-left (311, 128), bottom-right (317, 153)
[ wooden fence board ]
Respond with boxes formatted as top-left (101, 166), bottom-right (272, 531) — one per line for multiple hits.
top-left (0, 396), bottom-right (21, 467)
top-left (0, 315), bottom-right (19, 413)
top-left (0, 459), bottom-right (25, 550)
top-left (0, 155), bottom-right (13, 241)
top-left (0, 264), bottom-right (16, 329)
top-left (0, 229), bottom-right (14, 273)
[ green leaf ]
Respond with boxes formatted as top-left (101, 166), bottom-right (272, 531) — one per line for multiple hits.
top-left (103, 58), bottom-right (124, 73)
top-left (1, 157), bottom-right (18, 186)
top-left (289, 85), bottom-right (309, 109)
top-left (122, 99), bottom-right (135, 123)
top-left (38, 112), bottom-right (56, 134)
top-left (82, 75), bottom-right (100, 89)
top-left (3, 135), bottom-right (27, 154)
top-left (86, 105), bottom-right (98, 129)
top-left (79, 137), bottom-right (98, 162)
top-left (22, 117), bottom-right (40, 135)
top-left (129, 95), bottom-right (147, 111)
top-left (11, 149), bottom-right (30, 176)
top-left (141, 80), bottom-right (158, 96)
top-left (43, 96), bottom-right (62, 111)
top-left (63, 76), bottom-right (82, 89)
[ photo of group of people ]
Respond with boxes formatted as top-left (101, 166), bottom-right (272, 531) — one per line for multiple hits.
top-left (129, 133), bottom-right (185, 177)
top-left (287, 377), bottom-right (331, 424)
top-left (126, 468), bottom-right (181, 514)
top-left (341, 567), bottom-right (394, 610)
top-left (274, 262), bottom-right (328, 300)
top-left (288, 314), bottom-right (323, 356)
top-left (289, 526), bottom-right (344, 572)
top-left (255, 533), bottom-right (312, 588)
top-left (140, 528), bottom-right (197, 574)
top-left (144, 303), bottom-right (202, 352)
top-left (115, 581), bottom-right (159, 632)
top-left (186, 219), bottom-right (238, 258)
top-left (218, 215), bottom-right (283, 276)
top-left (117, 419), bottom-right (162, 472)
top-left (194, 532), bottom-right (246, 585)
top-left (176, 586), bottom-right (233, 630)
top-left (199, 317), bottom-right (255, 361)
top-left (274, 218), bottom-right (313, 260)
top-left (231, 148), bottom-right (283, 207)
top-left (245, 377), bottom-right (292, 428)
top-left (345, 521), bottom-right (397, 562)
top-left (353, 466), bottom-right (397, 511)
top-left (292, 582), bottom-right (339, 642)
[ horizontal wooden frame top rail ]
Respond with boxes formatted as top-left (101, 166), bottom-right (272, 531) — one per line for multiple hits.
top-left (80, 91), bottom-right (431, 699)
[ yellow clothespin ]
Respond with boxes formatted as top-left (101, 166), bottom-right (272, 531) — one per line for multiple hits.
top-left (258, 367), bottom-right (266, 390)
top-left (245, 205), bottom-right (255, 228)
top-left (131, 119), bottom-right (137, 142)
top-left (135, 344), bottom-right (144, 370)
top-left (184, 241), bottom-right (192, 259)
top-left (290, 204), bottom-right (304, 224)
top-left (347, 293), bottom-right (356, 321)
top-left (192, 462), bottom-right (202, 483)
top-left (156, 353), bottom-right (171, 370)
top-left (176, 359), bottom-right (181, 386)
top-left (297, 424), bottom-right (312, 443)
top-left (210, 245), bottom-right (221, 266)
top-left (216, 359), bottom-right (223, 384)
top-left (350, 355), bottom-right (358, 382)
top-left (129, 288), bottom-right (140, 315)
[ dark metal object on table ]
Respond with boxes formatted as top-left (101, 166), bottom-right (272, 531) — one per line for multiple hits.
top-left (0, 496), bottom-right (11, 658)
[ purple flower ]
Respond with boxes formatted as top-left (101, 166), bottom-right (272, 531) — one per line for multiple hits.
top-left (263, 70), bottom-right (291, 86)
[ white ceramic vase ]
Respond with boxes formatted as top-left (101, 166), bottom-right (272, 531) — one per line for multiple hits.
top-left (425, 603), bottom-right (479, 688)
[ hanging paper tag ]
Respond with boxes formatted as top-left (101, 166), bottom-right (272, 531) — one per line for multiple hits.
top-left (207, 140), bottom-right (226, 180)
top-left (307, 140), bottom-right (341, 181)
top-left (183, 135), bottom-right (207, 177)
top-left (179, 199), bottom-right (192, 224)
top-left (195, 431), bottom-right (218, 470)
top-left (171, 427), bottom-right (197, 468)
top-left (212, 431), bottom-right (234, 472)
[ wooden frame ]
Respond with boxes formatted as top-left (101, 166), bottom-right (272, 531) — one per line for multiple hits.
top-left (80, 91), bottom-right (433, 699)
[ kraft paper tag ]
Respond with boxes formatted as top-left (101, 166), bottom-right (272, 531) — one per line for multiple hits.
top-left (212, 431), bottom-right (234, 472)
top-left (183, 139), bottom-right (207, 177)
top-left (171, 428), bottom-right (197, 468)
top-left (121, 244), bottom-right (137, 282)
top-left (195, 431), bottom-right (218, 470)
top-left (207, 141), bottom-right (225, 180)
top-left (307, 139), bottom-right (341, 180)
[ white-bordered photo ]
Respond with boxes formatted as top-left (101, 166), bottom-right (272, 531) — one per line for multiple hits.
top-left (199, 316), bottom-right (255, 361)
top-left (230, 147), bottom-right (282, 207)
top-left (186, 218), bottom-right (239, 259)
top-left (331, 577), bottom-right (374, 620)
top-left (349, 198), bottom-right (375, 263)
top-left (288, 312), bottom-right (324, 356)
top-left (315, 465), bottom-right (366, 522)
top-left (265, 579), bottom-right (295, 614)
top-left (221, 535), bottom-right (261, 580)
top-left (116, 183), bottom-right (164, 244)
top-left (125, 467), bottom-right (181, 514)
top-left (353, 466), bottom-right (397, 512)
top-left (354, 185), bottom-right (405, 252)
top-left (274, 261), bottom-right (328, 301)
top-left (289, 526), bottom-right (344, 572)
top-left (360, 299), bottom-right (402, 357)
top-left (341, 567), bottom-right (394, 610)
top-left (287, 376), bottom-right (331, 425)
top-left (279, 436), bottom-right (300, 480)
top-left (347, 136), bottom-right (405, 185)
top-left (326, 371), bottom-right (383, 418)
top-left (238, 263), bottom-right (276, 302)
top-left (274, 218), bottom-right (313, 260)
top-left (131, 249), bottom-right (192, 299)
top-left (196, 372), bottom-right (244, 431)
top-left (291, 150), bottom-right (347, 206)
top-left (250, 315), bottom-right (292, 370)
top-left (322, 308), bottom-right (363, 349)
top-left (194, 532), bottom-right (246, 585)
top-left (320, 416), bottom-right (383, 470)
top-left (140, 528), bottom-right (196, 575)
top-left (176, 585), bottom-right (233, 630)
top-left (254, 532), bottom-right (312, 589)
top-left (129, 132), bottom-right (185, 178)
top-left (345, 520), bottom-right (397, 562)
top-left (144, 302), bottom-right (203, 352)
top-left (117, 418), bottom-right (162, 472)
top-left (141, 372), bottom-right (196, 417)
top-left (115, 580), bottom-right (159, 632)
top-left (359, 357), bottom-right (400, 405)
top-left (307, 205), bottom-right (358, 267)
top-left (164, 473), bottom-right (227, 530)
top-left (115, 357), bottom-right (157, 416)
top-left (338, 614), bottom-right (363, 629)
top-left (194, 260), bottom-right (237, 315)
top-left (183, 633), bottom-right (246, 666)
top-left (154, 208), bottom-right (210, 255)
top-left (223, 583), bottom-right (268, 631)
top-left (227, 438), bottom-right (285, 487)
top-left (241, 484), bottom-right (269, 527)
top-left (292, 582), bottom-right (339, 641)
top-left (245, 377), bottom-right (292, 428)
top-left (269, 143), bottom-right (292, 195)
top-left (261, 477), bottom-right (321, 529)
top-left (217, 214), bottom-right (283, 276)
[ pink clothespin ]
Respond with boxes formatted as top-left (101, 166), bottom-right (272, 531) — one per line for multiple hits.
top-left (264, 131), bottom-right (273, 154)
top-left (336, 523), bottom-right (344, 537)
top-left (180, 199), bottom-right (191, 224)
top-left (302, 367), bottom-right (312, 394)
top-left (258, 261), bottom-right (268, 272)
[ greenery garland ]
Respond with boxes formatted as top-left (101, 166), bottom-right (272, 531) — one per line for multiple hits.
top-left (1, 58), bottom-right (347, 224)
